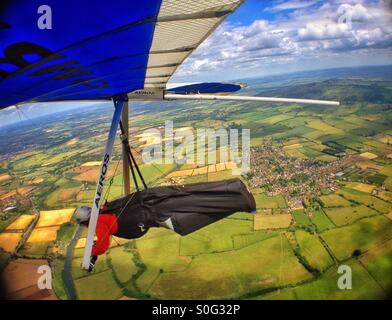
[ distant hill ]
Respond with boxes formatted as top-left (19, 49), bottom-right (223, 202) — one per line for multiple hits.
top-left (239, 65), bottom-right (392, 85)
top-left (251, 78), bottom-right (392, 105)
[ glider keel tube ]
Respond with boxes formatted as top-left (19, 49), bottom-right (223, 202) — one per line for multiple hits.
top-left (82, 96), bottom-right (126, 270)
top-left (164, 93), bottom-right (340, 106)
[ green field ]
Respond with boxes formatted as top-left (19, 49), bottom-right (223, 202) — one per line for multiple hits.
top-left (258, 114), bottom-right (294, 125)
top-left (324, 205), bottom-right (379, 226)
top-left (380, 165), bottom-right (392, 177)
top-left (337, 189), bottom-right (392, 214)
top-left (72, 255), bottom-right (109, 280)
top-left (261, 260), bottom-right (384, 300)
top-left (386, 177), bottom-right (392, 191)
top-left (19, 242), bottom-right (52, 257)
top-left (233, 231), bottom-right (277, 249)
top-left (254, 194), bottom-right (287, 209)
top-left (319, 194), bottom-right (352, 207)
top-left (108, 246), bottom-right (138, 284)
top-left (0, 215), bottom-right (18, 233)
top-left (310, 209), bottom-right (335, 231)
top-left (359, 239), bottom-right (392, 292)
top-left (135, 266), bottom-right (160, 294)
top-left (293, 210), bottom-right (313, 228)
top-left (295, 230), bottom-right (333, 271)
top-left (147, 235), bottom-right (311, 299)
top-left (56, 223), bottom-right (77, 243)
top-left (322, 215), bottom-right (392, 261)
top-left (74, 270), bottom-right (123, 300)
top-left (136, 231), bottom-right (191, 272)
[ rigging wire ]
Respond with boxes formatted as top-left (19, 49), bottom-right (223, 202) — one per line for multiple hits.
top-left (129, 145), bottom-right (179, 186)
top-left (102, 156), bottom-right (122, 204)
top-left (15, 105), bottom-right (39, 128)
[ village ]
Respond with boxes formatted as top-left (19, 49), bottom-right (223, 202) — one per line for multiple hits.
top-left (248, 139), bottom-right (347, 209)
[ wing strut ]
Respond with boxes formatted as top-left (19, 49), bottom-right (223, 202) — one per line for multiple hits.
top-left (119, 120), bottom-right (148, 191)
top-left (163, 93), bottom-right (340, 106)
top-left (121, 102), bottom-right (131, 195)
top-left (82, 95), bottom-right (126, 270)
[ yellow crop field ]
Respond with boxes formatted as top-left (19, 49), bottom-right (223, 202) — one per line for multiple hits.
top-left (317, 154), bottom-right (336, 162)
top-left (75, 236), bottom-right (102, 249)
top-left (283, 138), bottom-right (302, 146)
top-left (192, 166), bottom-right (208, 176)
top-left (75, 238), bottom-right (86, 249)
top-left (0, 173), bottom-right (11, 182)
top-left (17, 186), bottom-right (36, 196)
top-left (208, 164), bottom-right (216, 173)
top-left (6, 215), bottom-right (35, 231)
top-left (168, 162), bottom-right (237, 178)
top-left (225, 162), bottom-right (238, 170)
top-left (254, 213), bottom-right (292, 230)
top-left (286, 149), bottom-right (306, 159)
top-left (356, 161), bottom-right (383, 171)
top-left (73, 166), bottom-right (117, 183)
top-left (27, 226), bottom-right (59, 243)
top-left (0, 232), bottom-right (22, 252)
top-left (36, 208), bottom-right (75, 228)
top-left (174, 127), bottom-right (193, 132)
top-left (32, 178), bottom-right (44, 184)
top-left (378, 191), bottom-right (392, 202)
top-left (74, 168), bottom-right (100, 182)
top-left (0, 190), bottom-right (17, 201)
top-left (307, 120), bottom-right (342, 134)
top-left (58, 188), bottom-right (80, 201)
top-left (112, 236), bottom-right (130, 246)
top-left (360, 152), bottom-right (378, 160)
top-left (319, 194), bottom-right (351, 207)
top-left (283, 143), bottom-right (303, 150)
top-left (346, 182), bottom-right (376, 193)
top-left (65, 138), bottom-right (79, 146)
top-left (81, 161), bottom-right (101, 167)
top-left (216, 163), bottom-right (226, 171)
top-left (137, 132), bottom-right (161, 148)
top-left (168, 169), bottom-right (193, 178)
top-left (135, 131), bottom-right (159, 138)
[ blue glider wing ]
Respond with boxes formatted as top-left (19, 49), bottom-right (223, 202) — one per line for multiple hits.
top-left (167, 82), bottom-right (246, 95)
top-left (0, 0), bottom-right (243, 109)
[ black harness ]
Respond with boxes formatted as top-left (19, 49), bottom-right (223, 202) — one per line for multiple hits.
top-left (99, 119), bottom-right (154, 239)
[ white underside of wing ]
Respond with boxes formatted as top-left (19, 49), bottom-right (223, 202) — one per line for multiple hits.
top-left (143, 0), bottom-right (244, 89)
top-left (164, 93), bottom-right (340, 106)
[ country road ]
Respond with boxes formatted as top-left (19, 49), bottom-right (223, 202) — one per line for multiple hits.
top-left (63, 225), bottom-right (82, 300)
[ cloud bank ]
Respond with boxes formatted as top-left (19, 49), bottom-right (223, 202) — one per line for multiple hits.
top-left (172, 0), bottom-right (392, 81)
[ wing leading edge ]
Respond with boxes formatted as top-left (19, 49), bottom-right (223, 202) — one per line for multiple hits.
top-left (0, 0), bottom-right (244, 109)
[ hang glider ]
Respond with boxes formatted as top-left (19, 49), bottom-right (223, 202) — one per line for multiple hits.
top-left (0, 0), bottom-right (339, 108)
top-left (0, 0), bottom-right (340, 270)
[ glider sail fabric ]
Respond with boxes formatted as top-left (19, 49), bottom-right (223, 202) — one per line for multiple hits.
top-left (0, 0), bottom-right (243, 109)
top-left (101, 179), bottom-right (256, 238)
top-left (0, 0), bottom-right (162, 107)
top-left (166, 82), bottom-right (245, 95)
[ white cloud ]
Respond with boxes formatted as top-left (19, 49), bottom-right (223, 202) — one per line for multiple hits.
top-left (265, 0), bottom-right (321, 13)
top-left (173, 0), bottom-right (392, 81)
top-left (298, 22), bottom-right (351, 41)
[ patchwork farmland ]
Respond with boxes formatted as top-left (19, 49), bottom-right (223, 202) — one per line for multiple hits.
top-left (0, 69), bottom-right (392, 300)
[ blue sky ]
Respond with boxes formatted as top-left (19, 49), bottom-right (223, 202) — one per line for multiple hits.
top-left (1, 0), bottom-right (392, 126)
top-left (172, 0), bottom-right (392, 81)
